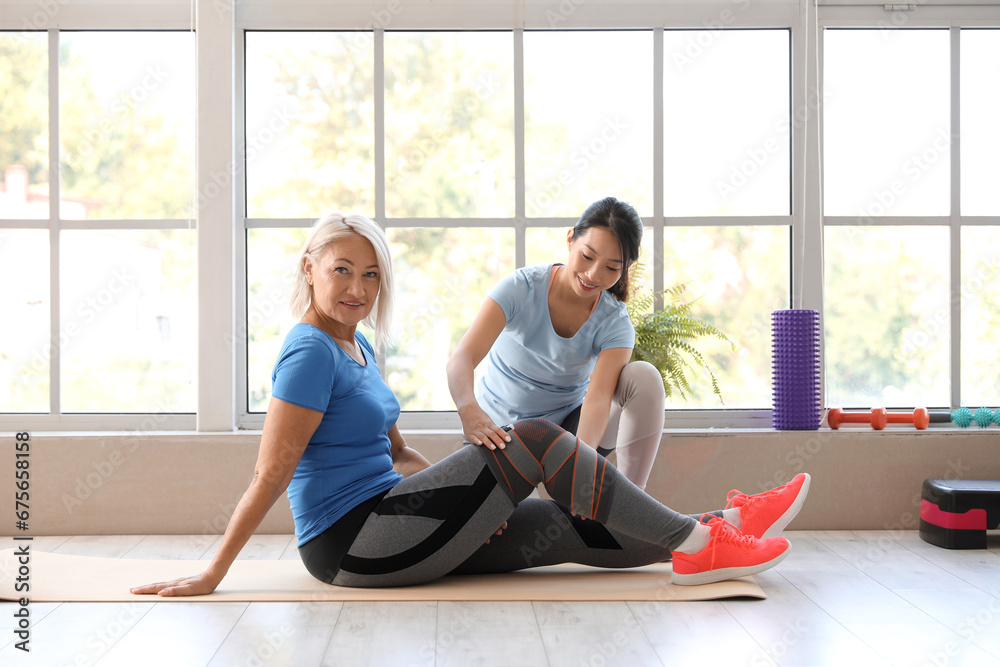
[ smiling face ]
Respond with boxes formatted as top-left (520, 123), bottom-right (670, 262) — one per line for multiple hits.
top-left (303, 234), bottom-right (381, 337)
top-left (564, 226), bottom-right (624, 297)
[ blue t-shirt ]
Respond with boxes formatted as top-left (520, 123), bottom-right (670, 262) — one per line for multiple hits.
top-left (271, 323), bottom-right (402, 546)
top-left (476, 264), bottom-right (635, 426)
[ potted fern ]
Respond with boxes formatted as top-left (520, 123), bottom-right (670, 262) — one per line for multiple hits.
top-left (627, 266), bottom-right (735, 404)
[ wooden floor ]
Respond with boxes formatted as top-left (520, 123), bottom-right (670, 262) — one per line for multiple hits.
top-left (2, 531), bottom-right (999, 667)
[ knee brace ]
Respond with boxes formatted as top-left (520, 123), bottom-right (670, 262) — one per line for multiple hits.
top-left (479, 418), bottom-right (617, 523)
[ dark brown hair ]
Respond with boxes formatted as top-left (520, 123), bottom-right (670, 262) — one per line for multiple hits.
top-left (571, 197), bottom-right (643, 302)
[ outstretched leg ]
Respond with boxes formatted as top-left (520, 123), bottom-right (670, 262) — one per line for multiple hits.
top-left (306, 419), bottom-right (792, 587)
top-left (480, 419), bottom-right (792, 585)
top-left (451, 498), bottom-right (671, 574)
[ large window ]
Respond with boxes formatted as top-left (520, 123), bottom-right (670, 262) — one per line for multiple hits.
top-left (0, 30), bottom-right (196, 423)
top-left (242, 28), bottom-right (792, 418)
top-left (3, 4), bottom-right (999, 432)
top-left (823, 28), bottom-right (1000, 410)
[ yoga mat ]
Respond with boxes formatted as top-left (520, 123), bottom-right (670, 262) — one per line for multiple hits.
top-left (0, 549), bottom-right (765, 602)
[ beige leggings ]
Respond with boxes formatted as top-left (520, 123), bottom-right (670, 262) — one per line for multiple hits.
top-left (562, 360), bottom-right (666, 490)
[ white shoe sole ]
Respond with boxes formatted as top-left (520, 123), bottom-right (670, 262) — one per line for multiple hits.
top-left (761, 473), bottom-right (812, 539)
top-left (671, 542), bottom-right (791, 586)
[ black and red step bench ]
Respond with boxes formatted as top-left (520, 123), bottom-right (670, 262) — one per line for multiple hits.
top-left (919, 479), bottom-right (1000, 549)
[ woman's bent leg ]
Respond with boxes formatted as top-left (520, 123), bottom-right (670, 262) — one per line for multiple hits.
top-left (599, 361), bottom-right (665, 490)
top-left (482, 418), bottom-right (697, 552)
top-left (329, 446), bottom-right (515, 588)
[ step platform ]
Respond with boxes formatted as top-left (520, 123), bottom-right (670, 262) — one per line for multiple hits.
top-left (919, 479), bottom-right (1000, 549)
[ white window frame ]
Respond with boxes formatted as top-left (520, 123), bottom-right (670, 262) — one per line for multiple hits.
top-left (0, 2), bottom-right (200, 431)
top-left (2, 1), bottom-right (1000, 433)
top-left (235, 2), bottom-right (807, 431)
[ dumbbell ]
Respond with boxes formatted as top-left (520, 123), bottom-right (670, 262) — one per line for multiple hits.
top-left (827, 407), bottom-right (929, 430)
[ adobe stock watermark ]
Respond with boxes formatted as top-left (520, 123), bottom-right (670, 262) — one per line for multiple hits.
top-left (72, 602), bottom-right (150, 667)
top-left (70, 63), bottom-right (174, 165)
top-left (17, 0), bottom-right (70, 36)
top-left (394, 274), bottom-right (467, 350)
top-left (668, 0), bottom-right (754, 73)
top-left (213, 0), bottom-right (403, 33)
top-left (578, 593), bottom-right (688, 667)
top-left (196, 104), bottom-right (296, 213)
top-left (877, 0), bottom-right (929, 35)
top-left (241, 624), bottom-right (298, 667)
top-left (226, 283), bottom-right (289, 352)
top-left (21, 267), bottom-right (136, 378)
top-left (756, 428), bottom-right (834, 495)
top-left (525, 115), bottom-right (629, 218)
top-left (901, 255), bottom-right (1000, 357)
top-left (852, 126), bottom-right (952, 236)
top-left (410, 610), bottom-right (473, 667)
top-left (545, 0), bottom-right (587, 28)
top-left (924, 597), bottom-right (1000, 667)
top-left (750, 619), bottom-right (809, 667)
top-left (851, 457), bottom-right (970, 571)
top-left (716, 86), bottom-right (833, 204)
top-left (402, 72), bottom-right (504, 172)
top-left (518, 505), bottom-right (574, 567)
top-left (60, 398), bottom-right (180, 514)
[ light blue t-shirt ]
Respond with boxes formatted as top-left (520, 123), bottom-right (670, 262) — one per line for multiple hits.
top-left (476, 264), bottom-right (635, 426)
top-left (271, 323), bottom-right (402, 546)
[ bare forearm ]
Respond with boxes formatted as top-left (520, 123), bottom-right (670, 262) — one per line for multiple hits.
top-left (446, 356), bottom-right (481, 414)
top-left (206, 476), bottom-right (286, 580)
top-left (576, 397), bottom-right (612, 450)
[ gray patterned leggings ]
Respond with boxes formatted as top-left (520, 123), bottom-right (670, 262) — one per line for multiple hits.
top-left (299, 418), bottom-right (697, 588)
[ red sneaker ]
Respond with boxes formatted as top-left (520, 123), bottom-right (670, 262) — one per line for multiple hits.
top-left (671, 516), bottom-right (790, 586)
top-left (727, 473), bottom-right (811, 539)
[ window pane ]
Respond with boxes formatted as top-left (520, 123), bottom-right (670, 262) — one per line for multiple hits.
top-left (247, 228), bottom-right (305, 412)
top-left (961, 30), bottom-right (1000, 216)
top-left (961, 227), bottom-right (1000, 405)
top-left (384, 32), bottom-right (514, 218)
top-left (58, 32), bottom-right (194, 220)
top-left (386, 228), bottom-right (514, 410)
top-left (824, 30), bottom-right (950, 217)
top-left (824, 226), bottom-right (949, 407)
top-left (663, 227), bottom-right (790, 408)
top-left (663, 30), bottom-right (790, 216)
top-left (60, 230), bottom-right (196, 412)
top-left (245, 32), bottom-right (375, 219)
top-left (1, 32), bottom-right (48, 220)
top-left (0, 230), bottom-right (49, 411)
top-left (525, 31), bottom-right (653, 217)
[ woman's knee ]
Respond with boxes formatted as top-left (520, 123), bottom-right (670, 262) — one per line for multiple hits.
top-left (618, 361), bottom-right (666, 403)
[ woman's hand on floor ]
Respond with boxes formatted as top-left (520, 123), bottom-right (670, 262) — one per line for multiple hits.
top-left (130, 571), bottom-right (221, 597)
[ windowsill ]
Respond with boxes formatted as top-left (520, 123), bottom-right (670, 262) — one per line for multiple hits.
top-left (17, 426), bottom-right (998, 439)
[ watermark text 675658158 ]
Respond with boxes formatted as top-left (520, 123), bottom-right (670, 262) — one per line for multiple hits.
top-left (13, 431), bottom-right (33, 653)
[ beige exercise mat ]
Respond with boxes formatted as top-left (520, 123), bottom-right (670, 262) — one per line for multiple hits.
top-left (0, 549), bottom-right (765, 602)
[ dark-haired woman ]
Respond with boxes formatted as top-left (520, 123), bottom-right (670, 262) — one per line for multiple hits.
top-left (447, 197), bottom-right (664, 490)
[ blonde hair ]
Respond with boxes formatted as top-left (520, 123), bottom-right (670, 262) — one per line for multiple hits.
top-left (290, 212), bottom-right (394, 347)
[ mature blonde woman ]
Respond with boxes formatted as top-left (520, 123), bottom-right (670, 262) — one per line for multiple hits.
top-left (132, 212), bottom-right (807, 595)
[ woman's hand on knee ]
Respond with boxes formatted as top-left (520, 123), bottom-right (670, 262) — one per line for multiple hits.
top-left (130, 571), bottom-right (221, 597)
top-left (458, 406), bottom-right (511, 450)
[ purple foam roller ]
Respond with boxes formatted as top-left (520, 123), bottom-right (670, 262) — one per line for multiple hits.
top-left (771, 309), bottom-right (821, 430)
